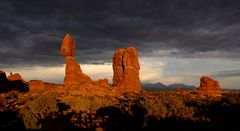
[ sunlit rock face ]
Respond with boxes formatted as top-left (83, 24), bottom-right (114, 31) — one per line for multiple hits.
top-left (60, 34), bottom-right (92, 85)
top-left (60, 34), bottom-right (76, 57)
top-left (64, 57), bottom-right (92, 85)
top-left (112, 47), bottom-right (142, 93)
top-left (28, 80), bottom-right (45, 93)
top-left (59, 34), bottom-right (142, 95)
top-left (8, 72), bottom-right (25, 82)
top-left (197, 76), bottom-right (222, 96)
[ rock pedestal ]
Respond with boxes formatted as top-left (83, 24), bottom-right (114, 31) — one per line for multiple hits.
top-left (64, 57), bottom-right (91, 85)
top-left (60, 34), bottom-right (92, 85)
top-left (112, 47), bottom-right (142, 93)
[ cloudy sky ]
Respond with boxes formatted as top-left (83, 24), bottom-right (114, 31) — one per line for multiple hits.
top-left (0, 0), bottom-right (240, 89)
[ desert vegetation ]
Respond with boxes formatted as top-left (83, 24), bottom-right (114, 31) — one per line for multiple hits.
top-left (0, 90), bottom-right (239, 130)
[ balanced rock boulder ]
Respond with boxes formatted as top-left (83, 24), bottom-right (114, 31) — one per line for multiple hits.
top-left (197, 76), bottom-right (221, 96)
top-left (60, 34), bottom-right (92, 85)
top-left (112, 47), bottom-right (142, 93)
top-left (60, 34), bottom-right (75, 57)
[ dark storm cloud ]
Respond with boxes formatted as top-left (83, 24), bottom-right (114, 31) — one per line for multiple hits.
top-left (0, 0), bottom-right (240, 67)
top-left (210, 69), bottom-right (240, 77)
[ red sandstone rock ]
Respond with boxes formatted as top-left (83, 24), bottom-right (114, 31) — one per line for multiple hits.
top-left (60, 34), bottom-right (76, 57)
top-left (64, 57), bottom-right (92, 85)
top-left (197, 76), bottom-right (221, 96)
top-left (94, 79), bottom-right (110, 89)
top-left (28, 80), bottom-right (45, 92)
top-left (60, 34), bottom-right (92, 85)
top-left (8, 72), bottom-right (25, 82)
top-left (112, 47), bottom-right (142, 93)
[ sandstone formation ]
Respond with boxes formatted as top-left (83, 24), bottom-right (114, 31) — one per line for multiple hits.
top-left (8, 72), bottom-right (25, 82)
top-left (94, 79), bottom-right (110, 89)
top-left (60, 34), bottom-right (75, 57)
top-left (60, 34), bottom-right (92, 85)
top-left (59, 34), bottom-right (143, 95)
top-left (197, 76), bottom-right (221, 96)
top-left (28, 80), bottom-right (45, 92)
top-left (58, 34), bottom-right (112, 96)
top-left (0, 70), bottom-right (29, 92)
top-left (112, 47), bottom-right (142, 93)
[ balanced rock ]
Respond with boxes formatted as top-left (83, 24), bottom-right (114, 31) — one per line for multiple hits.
top-left (197, 76), bottom-right (221, 96)
top-left (60, 34), bottom-right (92, 85)
top-left (112, 47), bottom-right (142, 93)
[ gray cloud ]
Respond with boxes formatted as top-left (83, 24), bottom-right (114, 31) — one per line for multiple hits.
top-left (0, 0), bottom-right (240, 67)
top-left (210, 69), bottom-right (240, 77)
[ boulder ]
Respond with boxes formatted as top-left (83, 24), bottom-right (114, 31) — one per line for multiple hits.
top-left (112, 47), bottom-right (142, 93)
top-left (60, 33), bottom-right (76, 57)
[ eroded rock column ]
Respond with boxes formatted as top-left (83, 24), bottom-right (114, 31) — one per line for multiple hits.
top-left (112, 47), bottom-right (142, 92)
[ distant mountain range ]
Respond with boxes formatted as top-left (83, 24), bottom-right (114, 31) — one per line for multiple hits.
top-left (142, 82), bottom-right (196, 91)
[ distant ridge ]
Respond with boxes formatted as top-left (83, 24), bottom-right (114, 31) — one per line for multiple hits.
top-left (142, 82), bottom-right (196, 91)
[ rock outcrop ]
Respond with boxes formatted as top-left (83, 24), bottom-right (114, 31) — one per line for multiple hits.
top-left (59, 35), bottom-right (142, 95)
top-left (60, 34), bottom-right (92, 85)
top-left (197, 76), bottom-right (221, 96)
top-left (94, 79), bottom-right (110, 89)
top-left (28, 80), bottom-right (45, 93)
top-left (8, 72), bottom-right (25, 82)
top-left (112, 47), bottom-right (142, 93)
top-left (0, 70), bottom-right (29, 92)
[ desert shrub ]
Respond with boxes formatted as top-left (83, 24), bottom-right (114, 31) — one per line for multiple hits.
top-left (140, 92), bottom-right (195, 120)
top-left (20, 107), bottom-right (41, 129)
top-left (25, 95), bottom-right (58, 119)
top-left (222, 93), bottom-right (240, 104)
top-left (19, 95), bottom-right (58, 129)
top-left (64, 96), bottom-right (115, 112)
